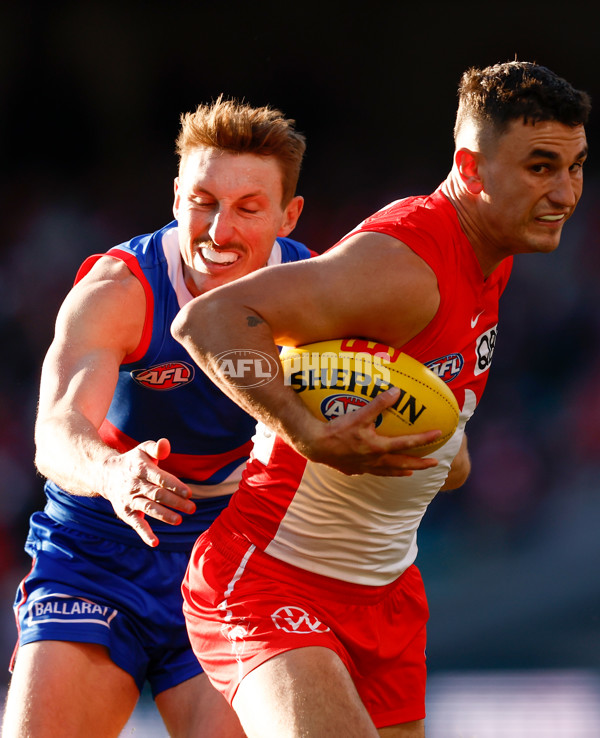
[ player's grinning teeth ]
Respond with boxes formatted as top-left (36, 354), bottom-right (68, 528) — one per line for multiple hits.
top-left (538, 214), bottom-right (564, 221)
top-left (201, 247), bottom-right (238, 265)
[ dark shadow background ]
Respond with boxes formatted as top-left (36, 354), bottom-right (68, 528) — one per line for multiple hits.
top-left (1, 0), bottom-right (599, 689)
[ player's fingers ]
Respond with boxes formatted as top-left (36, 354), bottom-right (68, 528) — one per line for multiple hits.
top-left (153, 437), bottom-right (171, 460)
top-left (383, 428), bottom-right (442, 455)
top-left (371, 451), bottom-right (438, 472)
top-left (134, 442), bottom-right (192, 500)
top-left (349, 387), bottom-right (401, 424)
top-left (127, 492), bottom-right (190, 526)
top-left (141, 483), bottom-right (197, 515)
top-left (138, 437), bottom-right (171, 462)
top-left (123, 510), bottom-right (160, 547)
top-left (139, 472), bottom-right (195, 511)
top-left (341, 451), bottom-right (437, 477)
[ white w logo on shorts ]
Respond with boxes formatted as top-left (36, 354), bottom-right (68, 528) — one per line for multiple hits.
top-left (271, 606), bottom-right (330, 633)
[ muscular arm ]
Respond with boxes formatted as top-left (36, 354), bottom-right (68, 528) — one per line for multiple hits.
top-left (35, 257), bottom-right (195, 546)
top-left (439, 433), bottom-right (471, 491)
top-left (172, 232), bottom-right (443, 476)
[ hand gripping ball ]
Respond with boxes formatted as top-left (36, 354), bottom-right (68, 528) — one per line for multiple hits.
top-left (279, 338), bottom-right (459, 456)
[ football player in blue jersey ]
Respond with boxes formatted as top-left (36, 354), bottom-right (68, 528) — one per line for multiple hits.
top-left (3, 98), bottom-right (310, 738)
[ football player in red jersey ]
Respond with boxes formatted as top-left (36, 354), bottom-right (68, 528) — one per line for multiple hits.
top-left (173, 62), bottom-right (589, 738)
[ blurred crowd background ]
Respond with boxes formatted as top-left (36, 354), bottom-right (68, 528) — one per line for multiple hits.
top-left (1, 0), bottom-right (599, 706)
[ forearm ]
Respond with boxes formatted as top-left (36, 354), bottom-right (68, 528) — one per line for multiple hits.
top-left (172, 299), bottom-right (321, 454)
top-left (34, 410), bottom-right (118, 497)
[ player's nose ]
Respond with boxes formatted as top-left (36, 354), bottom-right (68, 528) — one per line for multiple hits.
top-left (208, 209), bottom-right (236, 246)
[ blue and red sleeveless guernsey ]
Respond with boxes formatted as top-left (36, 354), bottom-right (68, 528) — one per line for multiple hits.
top-left (217, 187), bottom-right (513, 584)
top-left (42, 221), bottom-right (312, 548)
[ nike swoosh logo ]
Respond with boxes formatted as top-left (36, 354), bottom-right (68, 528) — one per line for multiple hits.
top-left (471, 311), bottom-right (484, 328)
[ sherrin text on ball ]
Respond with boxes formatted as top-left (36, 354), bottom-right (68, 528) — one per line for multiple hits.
top-left (279, 338), bottom-right (460, 456)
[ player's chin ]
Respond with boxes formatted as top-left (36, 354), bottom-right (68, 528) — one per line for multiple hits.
top-left (533, 223), bottom-right (566, 250)
top-left (533, 236), bottom-right (562, 254)
top-left (522, 232), bottom-right (562, 255)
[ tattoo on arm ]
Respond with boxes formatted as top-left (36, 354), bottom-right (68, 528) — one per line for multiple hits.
top-left (246, 315), bottom-right (265, 327)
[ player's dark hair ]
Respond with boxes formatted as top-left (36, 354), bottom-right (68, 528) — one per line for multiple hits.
top-left (454, 61), bottom-right (591, 142)
top-left (176, 95), bottom-right (306, 206)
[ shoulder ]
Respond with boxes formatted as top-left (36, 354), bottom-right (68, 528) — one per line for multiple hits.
top-left (51, 254), bottom-right (147, 359)
top-left (77, 253), bottom-right (146, 289)
top-left (336, 190), bottom-right (453, 244)
top-left (66, 254), bottom-right (147, 325)
top-left (336, 191), bottom-right (463, 283)
top-left (324, 229), bottom-right (438, 286)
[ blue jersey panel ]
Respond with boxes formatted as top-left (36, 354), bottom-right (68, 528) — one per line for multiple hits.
top-left (42, 223), bottom-right (311, 546)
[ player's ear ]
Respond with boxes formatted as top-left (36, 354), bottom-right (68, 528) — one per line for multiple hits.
top-left (278, 195), bottom-right (304, 237)
top-left (455, 149), bottom-right (483, 195)
top-left (173, 177), bottom-right (180, 219)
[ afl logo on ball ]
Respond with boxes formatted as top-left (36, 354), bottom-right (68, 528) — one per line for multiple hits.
top-left (131, 361), bottom-right (195, 390)
top-left (320, 393), bottom-right (382, 426)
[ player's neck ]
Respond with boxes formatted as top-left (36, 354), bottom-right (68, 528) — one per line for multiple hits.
top-left (441, 174), bottom-right (505, 279)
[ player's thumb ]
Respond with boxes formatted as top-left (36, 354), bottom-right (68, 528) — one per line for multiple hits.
top-left (139, 437), bottom-right (171, 461)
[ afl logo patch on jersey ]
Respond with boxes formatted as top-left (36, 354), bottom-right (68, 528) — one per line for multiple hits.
top-left (131, 361), bottom-right (195, 390)
top-left (425, 354), bottom-right (464, 383)
top-left (320, 393), bottom-right (383, 426)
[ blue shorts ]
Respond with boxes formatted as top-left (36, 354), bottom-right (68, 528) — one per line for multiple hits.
top-left (13, 512), bottom-right (202, 697)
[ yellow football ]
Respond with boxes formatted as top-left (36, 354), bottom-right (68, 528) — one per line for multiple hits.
top-left (279, 338), bottom-right (459, 456)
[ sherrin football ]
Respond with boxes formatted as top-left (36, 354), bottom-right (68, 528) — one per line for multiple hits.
top-left (279, 338), bottom-right (459, 456)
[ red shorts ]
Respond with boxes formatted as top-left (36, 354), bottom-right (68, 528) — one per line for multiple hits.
top-left (183, 517), bottom-right (429, 728)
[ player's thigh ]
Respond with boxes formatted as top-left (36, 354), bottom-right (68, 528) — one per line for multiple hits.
top-left (2, 640), bottom-right (139, 738)
top-left (378, 719), bottom-right (425, 737)
top-left (156, 672), bottom-right (246, 738)
top-left (233, 646), bottom-right (379, 738)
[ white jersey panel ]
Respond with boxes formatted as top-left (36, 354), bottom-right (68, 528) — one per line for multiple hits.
top-left (262, 392), bottom-right (475, 585)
